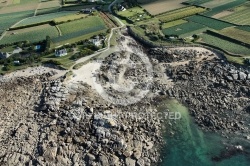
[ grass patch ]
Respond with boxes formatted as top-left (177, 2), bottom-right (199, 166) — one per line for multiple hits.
top-left (54, 13), bottom-right (88, 23)
top-left (200, 33), bottom-right (250, 55)
top-left (15, 11), bottom-right (76, 27)
top-left (221, 7), bottom-right (250, 25)
top-left (156, 6), bottom-right (206, 23)
top-left (58, 16), bottom-right (106, 35)
top-left (0, 24), bottom-right (59, 44)
top-left (162, 19), bottom-right (187, 29)
top-left (0, 10), bottom-right (34, 31)
top-left (117, 6), bottom-right (151, 23)
top-left (42, 52), bottom-right (75, 69)
top-left (203, 0), bottom-right (247, 16)
top-left (187, 15), bottom-right (234, 30)
top-left (162, 21), bottom-right (207, 38)
top-left (220, 27), bottom-right (250, 45)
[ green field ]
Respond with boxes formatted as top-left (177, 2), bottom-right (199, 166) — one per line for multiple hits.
top-left (162, 21), bottom-right (207, 38)
top-left (237, 26), bottom-right (250, 32)
top-left (187, 15), bottom-right (233, 30)
top-left (162, 19), bottom-right (187, 29)
top-left (117, 6), bottom-right (151, 23)
top-left (58, 16), bottom-right (106, 35)
top-left (221, 8), bottom-right (250, 25)
top-left (156, 6), bottom-right (206, 23)
top-left (203, 0), bottom-right (247, 16)
top-left (220, 27), bottom-right (250, 45)
top-left (52, 16), bottom-right (107, 44)
top-left (0, 25), bottom-right (59, 44)
top-left (200, 33), bottom-right (250, 55)
top-left (54, 13), bottom-right (88, 23)
top-left (184, 0), bottom-right (212, 5)
top-left (0, 10), bottom-right (34, 31)
top-left (201, 0), bottom-right (235, 8)
top-left (36, 7), bottom-right (60, 15)
top-left (15, 11), bottom-right (76, 27)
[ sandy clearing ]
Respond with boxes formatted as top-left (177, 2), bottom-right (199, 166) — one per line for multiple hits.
top-left (69, 61), bottom-right (102, 89)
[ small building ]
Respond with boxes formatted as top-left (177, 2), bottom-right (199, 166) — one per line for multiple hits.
top-left (0, 52), bottom-right (10, 59)
top-left (13, 60), bottom-right (20, 65)
top-left (90, 36), bottom-right (101, 46)
top-left (34, 45), bottom-right (41, 51)
top-left (55, 49), bottom-right (67, 57)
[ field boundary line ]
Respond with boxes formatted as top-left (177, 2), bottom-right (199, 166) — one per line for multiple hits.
top-left (55, 25), bottom-right (62, 36)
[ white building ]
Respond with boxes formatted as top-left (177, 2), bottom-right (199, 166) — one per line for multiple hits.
top-left (55, 49), bottom-right (67, 57)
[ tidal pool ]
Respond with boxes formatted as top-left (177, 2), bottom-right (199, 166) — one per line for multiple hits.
top-left (158, 99), bottom-right (250, 166)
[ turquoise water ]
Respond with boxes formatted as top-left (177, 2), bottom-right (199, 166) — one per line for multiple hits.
top-left (158, 99), bottom-right (250, 166)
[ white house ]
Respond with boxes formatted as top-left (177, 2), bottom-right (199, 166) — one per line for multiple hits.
top-left (55, 49), bottom-right (67, 57)
top-left (90, 36), bottom-right (101, 46)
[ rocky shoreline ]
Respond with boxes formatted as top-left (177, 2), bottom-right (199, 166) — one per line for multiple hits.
top-left (0, 33), bottom-right (250, 165)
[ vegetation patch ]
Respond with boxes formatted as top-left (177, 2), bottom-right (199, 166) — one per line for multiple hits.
top-left (139, 0), bottom-right (186, 15)
top-left (14, 11), bottom-right (76, 27)
top-left (162, 21), bottom-right (207, 38)
top-left (184, 0), bottom-right (212, 5)
top-left (203, 0), bottom-right (247, 16)
top-left (156, 6), bottom-right (206, 23)
top-left (200, 33), bottom-right (250, 55)
top-left (201, 0), bottom-right (235, 8)
top-left (53, 13), bottom-right (88, 24)
top-left (117, 6), bottom-right (151, 23)
top-left (161, 19), bottom-right (187, 29)
top-left (0, 10), bottom-right (34, 31)
top-left (220, 27), bottom-right (250, 45)
top-left (0, 25), bottom-right (59, 45)
top-left (187, 15), bottom-right (233, 30)
top-left (221, 7), bottom-right (250, 25)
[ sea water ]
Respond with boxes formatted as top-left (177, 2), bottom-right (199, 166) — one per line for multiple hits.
top-left (158, 99), bottom-right (250, 166)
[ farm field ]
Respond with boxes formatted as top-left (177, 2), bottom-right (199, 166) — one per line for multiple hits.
top-left (162, 19), bottom-right (187, 29)
top-left (52, 16), bottom-right (107, 45)
top-left (156, 6), bottom-right (206, 23)
top-left (139, 0), bottom-right (186, 15)
top-left (58, 16), bottom-right (106, 35)
top-left (117, 6), bottom-right (151, 23)
top-left (221, 7), bottom-right (250, 25)
top-left (203, 0), bottom-right (247, 16)
top-left (187, 15), bottom-right (233, 30)
top-left (0, 0), bottom-right (38, 14)
top-left (220, 27), bottom-right (250, 45)
top-left (162, 21), bottom-right (206, 37)
top-left (200, 33), bottom-right (250, 55)
top-left (0, 10), bottom-right (34, 31)
top-left (36, 7), bottom-right (60, 15)
top-left (184, 0), bottom-right (212, 5)
top-left (54, 13), bottom-right (88, 23)
top-left (14, 11), bottom-right (76, 27)
top-left (0, 24), bottom-right (59, 44)
top-left (38, 0), bottom-right (60, 10)
top-left (201, 0), bottom-right (234, 8)
top-left (237, 26), bottom-right (250, 32)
